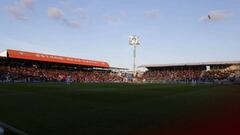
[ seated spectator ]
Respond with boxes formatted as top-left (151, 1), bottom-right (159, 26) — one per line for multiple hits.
top-left (0, 64), bottom-right (123, 83)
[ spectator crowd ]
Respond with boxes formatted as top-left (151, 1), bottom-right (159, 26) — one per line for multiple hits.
top-left (142, 70), bottom-right (202, 82)
top-left (1, 63), bottom-right (240, 84)
top-left (0, 65), bottom-right (123, 83)
top-left (142, 69), bottom-right (240, 83)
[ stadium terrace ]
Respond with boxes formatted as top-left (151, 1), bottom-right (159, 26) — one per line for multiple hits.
top-left (1, 49), bottom-right (240, 84)
top-left (0, 49), bottom-right (126, 83)
top-left (140, 61), bottom-right (240, 69)
top-left (139, 61), bottom-right (240, 84)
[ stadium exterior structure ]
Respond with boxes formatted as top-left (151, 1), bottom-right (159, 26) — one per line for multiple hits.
top-left (0, 49), bottom-right (128, 83)
top-left (139, 61), bottom-right (240, 71)
top-left (138, 61), bottom-right (240, 84)
top-left (1, 49), bottom-right (240, 84)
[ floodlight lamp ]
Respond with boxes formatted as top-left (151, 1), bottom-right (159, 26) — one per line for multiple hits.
top-left (129, 35), bottom-right (140, 46)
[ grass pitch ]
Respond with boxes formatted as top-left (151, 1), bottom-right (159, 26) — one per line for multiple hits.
top-left (0, 83), bottom-right (240, 135)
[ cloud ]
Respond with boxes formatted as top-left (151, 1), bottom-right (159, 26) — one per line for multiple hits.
top-left (63, 19), bottom-right (81, 28)
top-left (47, 7), bottom-right (81, 28)
top-left (68, 21), bottom-right (80, 28)
top-left (48, 7), bottom-right (63, 19)
top-left (58, 0), bottom-right (70, 7)
top-left (72, 8), bottom-right (87, 19)
top-left (21, 0), bottom-right (34, 8)
top-left (144, 9), bottom-right (160, 19)
top-left (6, 0), bottom-right (34, 20)
top-left (104, 15), bottom-right (121, 23)
top-left (6, 4), bottom-right (27, 20)
top-left (200, 10), bottom-right (232, 22)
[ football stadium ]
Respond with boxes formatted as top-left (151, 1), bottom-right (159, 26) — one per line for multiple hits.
top-left (0, 49), bottom-right (240, 135)
top-left (1, 0), bottom-right (240, 135)
top-left (1, 49), bottom-right (240, 84)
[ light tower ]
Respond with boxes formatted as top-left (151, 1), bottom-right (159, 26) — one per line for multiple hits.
top-left (129, 35), bottom-right (140, 77)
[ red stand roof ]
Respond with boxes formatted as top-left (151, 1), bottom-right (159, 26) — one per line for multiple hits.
top-left (7, 49), bottom-right (110, 68)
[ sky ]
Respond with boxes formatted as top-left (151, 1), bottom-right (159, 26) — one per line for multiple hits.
top-left (0, 0), bottom-right (240, 69)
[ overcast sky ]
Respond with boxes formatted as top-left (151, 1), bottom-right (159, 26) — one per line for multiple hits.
top-left (0, 0), bottom-right (240, 69)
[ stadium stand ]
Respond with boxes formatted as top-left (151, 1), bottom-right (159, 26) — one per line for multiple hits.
top-left (139, 62), bottom-right (240, 84)
top-left (1, 49), bottom-right (240, 84)
top-left (0, 49), bottom-right (123, 83)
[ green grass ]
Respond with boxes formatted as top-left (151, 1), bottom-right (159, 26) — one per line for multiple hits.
top-left (0, 83), bottom-right (240, 135)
